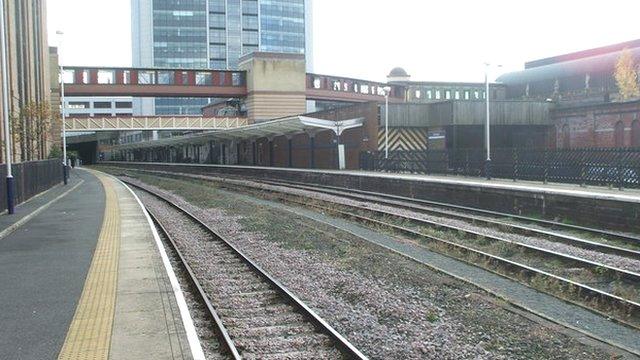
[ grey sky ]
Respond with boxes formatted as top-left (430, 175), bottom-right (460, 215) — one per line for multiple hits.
top-left (47, 0), bottom-right (640, 82)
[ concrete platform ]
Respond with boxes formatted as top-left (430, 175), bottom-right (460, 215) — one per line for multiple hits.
top-left (0, 168), bottom-right (200, 359)
top-left (102, 162), bottom-right (640, 232)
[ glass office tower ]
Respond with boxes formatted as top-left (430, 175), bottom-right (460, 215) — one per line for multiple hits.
top-left (132, 0), bottom-right (313, 115)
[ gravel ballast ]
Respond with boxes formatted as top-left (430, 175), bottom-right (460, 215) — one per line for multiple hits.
top-left (120, 174), bottom-right (620, 360)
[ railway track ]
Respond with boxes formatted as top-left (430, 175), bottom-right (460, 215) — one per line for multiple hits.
top-left (143, 173), bottom-right (640, 330)
top-left (255, 179), bottom-right (640, 259)
top-left (123, 179), bottom-right (368, 360)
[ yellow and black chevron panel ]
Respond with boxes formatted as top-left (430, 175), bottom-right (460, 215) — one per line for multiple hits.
top-left (377, 128), bottom-right (428, 151)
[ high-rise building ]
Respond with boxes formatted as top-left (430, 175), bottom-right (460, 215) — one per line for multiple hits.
top-left (131, 0), bottom-right (313, 116)
top-left (0, 0), bottom-right (54, 162)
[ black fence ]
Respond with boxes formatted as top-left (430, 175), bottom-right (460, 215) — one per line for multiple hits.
top-left (0, 159), bottom-right (64, 212)
top-left (360, 148), bottom-right (640, 188)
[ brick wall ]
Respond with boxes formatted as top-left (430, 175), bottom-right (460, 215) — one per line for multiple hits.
top-left (553, 100), bottom-right (640, 148)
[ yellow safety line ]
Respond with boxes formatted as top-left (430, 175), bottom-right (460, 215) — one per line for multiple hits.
top-left (58, 174), bottom-right (120, 360)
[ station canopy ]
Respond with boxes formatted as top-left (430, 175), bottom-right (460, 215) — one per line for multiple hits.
top-left (114, 115), bottom-right (365, 150)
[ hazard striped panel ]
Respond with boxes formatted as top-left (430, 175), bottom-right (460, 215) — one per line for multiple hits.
top-left (377, 128), bottom-right (428, 151)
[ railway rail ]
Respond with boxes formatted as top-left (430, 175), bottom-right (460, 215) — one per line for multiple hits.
top-left (122, 179), bottom-right (368, 360)
top-left (256, 179), bottom-right (640, 257)
top-left (118, 170), bottom-right (640, 330)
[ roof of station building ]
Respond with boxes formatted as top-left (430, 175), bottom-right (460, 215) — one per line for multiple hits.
top-left (498, 39), bottom-right (640, 85)
top-left (113, 115), bottom-right (364, 150)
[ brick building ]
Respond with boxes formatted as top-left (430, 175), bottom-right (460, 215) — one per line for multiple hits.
top-left (499, 39), bottom-right (640, 149)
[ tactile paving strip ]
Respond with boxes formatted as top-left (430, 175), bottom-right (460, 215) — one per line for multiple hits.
top-left (58, 174), bottom-right (120, 360)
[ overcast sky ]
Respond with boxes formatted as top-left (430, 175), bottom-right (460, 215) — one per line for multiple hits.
top-left (47, 0), bottom-right (640, 82)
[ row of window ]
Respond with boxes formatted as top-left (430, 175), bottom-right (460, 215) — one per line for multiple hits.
top-left (315, 78), bottom-right (393, 97)
top-left (413, 88), bottom-right (487, 101)
top-left (62, 69), bottom-right (242, 86)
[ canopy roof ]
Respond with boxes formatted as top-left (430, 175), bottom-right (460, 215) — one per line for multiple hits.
top-left (114, 115), bottom-right (364, 150)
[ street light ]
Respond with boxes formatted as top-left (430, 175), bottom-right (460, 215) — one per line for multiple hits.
top-left (382, 86), bottom-right (391, 159)
top-left (484, 63), bottom-right (502, 180)
top-left (0, 0), bottom-right (14, 213)
top-left (56, 30), bottom-right (68, 185)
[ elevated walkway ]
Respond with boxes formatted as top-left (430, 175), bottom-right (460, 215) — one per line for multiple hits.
top-left (0, 168), bottom-right (201, 359)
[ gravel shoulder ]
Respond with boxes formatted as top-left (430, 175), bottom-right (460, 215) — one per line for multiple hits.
top-left (119, 172), bottom-right (626, 360)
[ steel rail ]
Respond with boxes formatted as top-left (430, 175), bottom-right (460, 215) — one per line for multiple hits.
top-left (256, 179), bottom-right (640, 260)
top-left (102, 164), bottom-right (640, 246)
top-left (176, 177), bottom-right (640, 323)
top-left (124, 179), bottom-right (369, 360)
top-left (255, 178), bottom-right (640, 246)
top-left (175, 175), bottom-right (640, 286)
top-left (116, 169), bottom-right (640, 283)
top-left (262, 191), bottom-right (640, 330)
top-left (147, 206), bottom-right (242, 359)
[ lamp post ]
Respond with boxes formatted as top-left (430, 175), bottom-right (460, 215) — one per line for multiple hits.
top-left (56, 30), bottom-right (68, 185)
top-left (484, 63), bottom-right (502, 180)
top-left (0, 0), bottom-right (14, 214)
top-left (383, 86), bottom-right (391, 159)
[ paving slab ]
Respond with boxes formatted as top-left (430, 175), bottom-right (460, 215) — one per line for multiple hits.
top-left (0, 170), bottom-right (104, 360)
top-left (0, 169), bottom-right (199, 360)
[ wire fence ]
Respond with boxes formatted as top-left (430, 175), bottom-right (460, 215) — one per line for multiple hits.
top-left (0, 159), bottom-right (64, 212)
top-left (360, 148), bottom-right (640, 189)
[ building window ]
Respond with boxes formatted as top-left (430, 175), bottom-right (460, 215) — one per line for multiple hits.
top-left (138, 71), bottom-right (155, 84)
top-left (210, 44), bottom-right (227, 58)
top-left (62, 70), bottom-right (75, 84)
top-left (116, 101), bottom-right (133, 109)
top-left (464, 90), bottom-right (470, 100)
top-left (426, 90), bottom-right (432, 99)
top-left (232, 72), bottom-right (242, 86)
top-left (196, 72), bottom-right (212, 85)
top-left (209, 29), bottom-right (226, 43)
top-left (210, 13), bottom-right (226, 28)
top-left (243, 15), bottom-right (258, 30)
top-left (632, 120), bottom-right (640, 147)
top-left (435, 90), bottom-right (441, 100)
top-left (562, 124), bottom-right (571, 149)
top-left (313, 77), bottom-right (322, 89)
top-left (445, 90), bottom-right (451, 99)
top-left (157, 71), bottom-right (174, 85)
top-left (614, 121), bottom-right (625, 147)
top-left (242, 30), bottom-right (259, 45)
top-left (482, 91), bottom-right (486, 99)
top-left (97, 70), bottom-right (114, 84)
top-left (415, 90), bottom-right (421, 99)
top-left (68, 101), bottom-right (89, 109)
top-left (474, 90), bottom-right (480, 99)
top-left (454, 90), bottom-right (460, 100)
top-left (210, 60), bottom-right (227, 70)
top-left (209, 0), bottom-right (225, 12)
top-left (94, 101), bottom-right (111, 109)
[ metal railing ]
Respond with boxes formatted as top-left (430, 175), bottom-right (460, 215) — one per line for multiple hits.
top-left (0, 159), bottom-right (64, 212)
top-left (65, 116), bottom-right (248, 132)
top-left (360, 148), bottom-right (640, 189)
